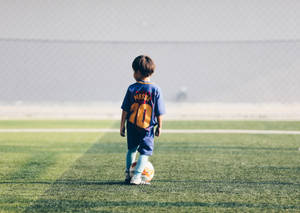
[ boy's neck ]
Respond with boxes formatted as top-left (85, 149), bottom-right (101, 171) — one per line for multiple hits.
top-left (138, 77), bottom-right (151, 82)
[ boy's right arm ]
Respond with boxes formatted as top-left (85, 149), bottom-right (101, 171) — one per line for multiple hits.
top-left (155, 115), bottom-right (163, 137)
top-left (120, 110), bottom-right (128, 137)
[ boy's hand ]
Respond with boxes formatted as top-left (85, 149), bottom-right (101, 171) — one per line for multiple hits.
top-left (120, 110), bottom-right (128, 137)
top-left (155, 127), bottom-right (161, 137)
top-left (120, 126), bottom-right (126, 137)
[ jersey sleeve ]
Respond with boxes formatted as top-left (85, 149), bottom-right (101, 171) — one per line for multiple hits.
top-left (121, 87), bottom-right (131, 112)
top-left (154, 88), bottom-right (166, 116)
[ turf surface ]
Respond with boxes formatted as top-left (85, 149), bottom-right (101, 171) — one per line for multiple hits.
top-left (1, 120), bottom-right (300, 130)
top-left (0, 120), bottom-right (299, 212)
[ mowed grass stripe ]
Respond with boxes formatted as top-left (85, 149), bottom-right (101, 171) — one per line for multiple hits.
top-left (1, 121), bottom-right (300, 212)
top-left (4, 153), bottom-right (57, 181)
top-left (0, 153), bottom-right (31, 180)
top-left (0, 120), bottom-right (117, 129)
top-left (25, 133), bottom-right (300, 212)
top-left (1, 120), bottom-right (300, 130)
top-left (0, 132), bottom-right (109, 212)
top-left (1, 128), bottom-right (300, 135)
top-left (25, 133), bottom-right (122, 212)
top-left (25, 200), bottom-right (300, 210)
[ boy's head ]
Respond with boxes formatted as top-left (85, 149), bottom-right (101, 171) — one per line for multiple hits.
top-left (132, 55), bottom-right (155, 80)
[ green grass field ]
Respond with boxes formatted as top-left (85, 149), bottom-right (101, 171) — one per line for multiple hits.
top-left (0, 120), bottom-right (299, 212)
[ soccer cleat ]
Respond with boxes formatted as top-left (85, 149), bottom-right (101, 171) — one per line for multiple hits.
top-left (130, 175), bottom-right (151, 185)
top-left (124, 171), bottom-right (131, 184)
top-left (141, 176), bottom-right (151, 185)
top-left (141, 180), bottom-right (151, 185)
top-left (130, 175), bottom-right (142, 185)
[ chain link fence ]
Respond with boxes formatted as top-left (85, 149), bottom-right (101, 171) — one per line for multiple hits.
top-left (0, 1), bottom-right (299, 119)
top-left (1, 39), bottom-right (299, 103)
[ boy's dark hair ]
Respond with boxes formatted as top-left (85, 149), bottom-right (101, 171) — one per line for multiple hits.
top-left (132, 55), bottom-right (155, 77)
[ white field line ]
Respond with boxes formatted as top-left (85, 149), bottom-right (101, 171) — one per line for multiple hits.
top-left (0, 128), bottom-right (300, 135)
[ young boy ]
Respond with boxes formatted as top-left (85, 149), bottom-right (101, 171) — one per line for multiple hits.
top-left (120, 55), bottom-right (165, 185)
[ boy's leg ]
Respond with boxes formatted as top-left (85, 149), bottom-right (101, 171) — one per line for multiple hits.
top-left (130, 154), bottom-right (149, 185)
top-left (134, 154), bottom-right (149, 178)
top-left (125, 122), bottom-right (139, 183)
top-left (125, 147), bottom-right (137, 183)
top-left (131, 128), bottom-right (154, 185)
top-left (126, 147), bottom-right (138, 172)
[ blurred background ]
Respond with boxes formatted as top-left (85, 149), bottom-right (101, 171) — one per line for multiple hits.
top-left (0, 0), bottom-right (299, 119)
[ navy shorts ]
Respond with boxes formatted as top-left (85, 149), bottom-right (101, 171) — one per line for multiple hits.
top-left (126, 121), bottom-right (154, 156)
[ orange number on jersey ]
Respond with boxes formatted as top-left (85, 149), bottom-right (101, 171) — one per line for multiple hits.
top-left (129, 103), bottom-right (139, 124)
top-left (129, 103), bottom-right (152, 128)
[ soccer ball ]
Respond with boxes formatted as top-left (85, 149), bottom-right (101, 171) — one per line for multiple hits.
top-left (130, 161), bottom-right (155, 183)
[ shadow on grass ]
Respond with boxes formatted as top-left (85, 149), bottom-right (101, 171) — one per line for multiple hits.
top-left (25, 199), bottom-right (300, 212)
top-left (0, 180), bottom-right (125, 185)
top-left (2, 179), bottom-right (299, 187)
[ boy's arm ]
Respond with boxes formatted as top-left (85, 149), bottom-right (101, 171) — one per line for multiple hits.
top-left (155, 115), bottom-right (163, 137)
top-left (120, 110), bottom-right (128, 137)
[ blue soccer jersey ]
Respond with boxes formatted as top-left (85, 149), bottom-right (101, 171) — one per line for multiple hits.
top-left (121, 80), bottom-right (165, 130)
